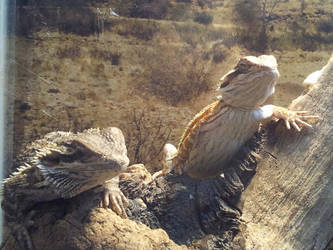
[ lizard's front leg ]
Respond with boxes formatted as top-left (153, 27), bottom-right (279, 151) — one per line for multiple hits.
top-left (152, 143), bottom-right (178, 180)
top-left (100, 176), bottom-right (128, 218)
top-left (259, 105), bottom-right (319, 131)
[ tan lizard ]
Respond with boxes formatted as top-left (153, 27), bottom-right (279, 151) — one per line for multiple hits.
top-left (1, 127), bottom-right (129, 249)
top-left (153, 55), bottom-right (318, 179)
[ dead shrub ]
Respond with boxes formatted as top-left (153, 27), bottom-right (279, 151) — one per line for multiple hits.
top-left (317, 18), bottom-right (333, 34)
top-left (57, 46), bottom-right (81, 59)
top-left (232, 0), bottom-right (268, 52)
top-left (193, 12), bottom-right (213, 25)
top-left (124, 108), bottom-right (171, 172)
top-left (116, 20), bottom-right (158, 40)
top-left (169, 3), bottom-right (192, 21)
top-left (111, 0), bottom-right (170, 19)
top-left (129, 0), bottom-right (170, 19)
top-left (210, 42), bottom-right (230, 63)
top-left (174, 22), bottom-right (205, 47)
top-left (142, 46), bottom-right (213, 106)
top-left (57, 8), bottom-right (96, 36)
top-left (90, 49), bottom-right (121, 65)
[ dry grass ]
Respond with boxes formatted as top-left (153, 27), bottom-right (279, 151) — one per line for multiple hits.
top-left (139, 45), bottom-right (214, 106)
top-left (90, 49), bottom-right (121, 65)
top-left (209, 42), bottom-right (230, 63)
top-left (109, 18), bottom-right (160, 41)
top-left (13, 0), bottom-right (333, 168)
top-left (173, 21), bottom-right (225, 47)
top-left (57, 46), bottom-right (81, 59)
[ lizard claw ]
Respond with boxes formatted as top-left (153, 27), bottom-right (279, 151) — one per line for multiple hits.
top-left (110, 190), bottom-right (128, 219)
top-left (99, 178), bottom-right (129, 219)
top-left (100, 186), bottom-right (128, 219)
top-left (273, 107), bottom-right (319, 131)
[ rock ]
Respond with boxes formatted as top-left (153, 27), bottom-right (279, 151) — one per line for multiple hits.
top-left (3, 189), bottom-right (186, 250)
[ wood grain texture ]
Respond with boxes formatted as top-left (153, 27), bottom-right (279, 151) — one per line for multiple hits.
top-left (236, 54), bottom-right (333, 250)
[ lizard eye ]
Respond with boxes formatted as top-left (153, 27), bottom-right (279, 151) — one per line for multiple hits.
top-left (237, 61), bottom-right (250, 73)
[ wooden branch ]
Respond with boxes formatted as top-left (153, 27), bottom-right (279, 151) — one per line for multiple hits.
top-left (235, 54), bottom-right (333, 249)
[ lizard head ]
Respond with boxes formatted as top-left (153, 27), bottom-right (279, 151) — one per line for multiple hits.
top-left (35, 127), bottom-right (129, 197)
top-left (217, 55), bottom-right (280, 109)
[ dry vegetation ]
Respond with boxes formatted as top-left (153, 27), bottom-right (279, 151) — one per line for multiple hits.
top-left (90, 49), bottom-right (121, 65)
top-left (124, 108), bottom-right (171, 172)
top-left (231, 0), bottom-right (333, 51)
top-left (140, 44), bottom-right (214, 105)
top-left (13, 0), bottom-right (333, 173)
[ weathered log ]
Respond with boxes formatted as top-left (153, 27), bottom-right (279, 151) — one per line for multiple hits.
top-left (2, 186), bottom-right (187, 250)
top-left (120, 131), bottom-right (264, 249)
top-left (234, 54), bottom-right (333, 250)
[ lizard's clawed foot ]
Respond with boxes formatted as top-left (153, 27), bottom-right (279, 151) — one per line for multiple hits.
top-left (119, 164), bottom-right (152, 184)
top-left (95, 178), bottom-right (129, 219)
top-left (100, 186), bottom-right (128, 219)
top-left (273, 107), bottom-right (319, 131)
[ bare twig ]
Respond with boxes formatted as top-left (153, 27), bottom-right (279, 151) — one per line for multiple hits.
top-left (125, 108), bottom-right (172, 171)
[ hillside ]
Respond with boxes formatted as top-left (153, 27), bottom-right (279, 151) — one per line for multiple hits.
top-left (13, 0), bottom-right (333, 173)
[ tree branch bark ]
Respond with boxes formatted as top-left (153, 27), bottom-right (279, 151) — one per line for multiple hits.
top-left (235, 54), bottom-right (333, 249)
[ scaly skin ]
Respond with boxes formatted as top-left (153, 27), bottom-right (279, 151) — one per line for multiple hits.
top-left (154, 55), bottom-right (318, 179)
top-left (1, 127), bottom-right (129, 250)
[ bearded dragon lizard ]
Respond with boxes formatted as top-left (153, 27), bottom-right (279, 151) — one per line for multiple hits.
top-left (1, 127), bottom-right (129, 250)
top-left (154, 55), bottom-right (318, 179)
